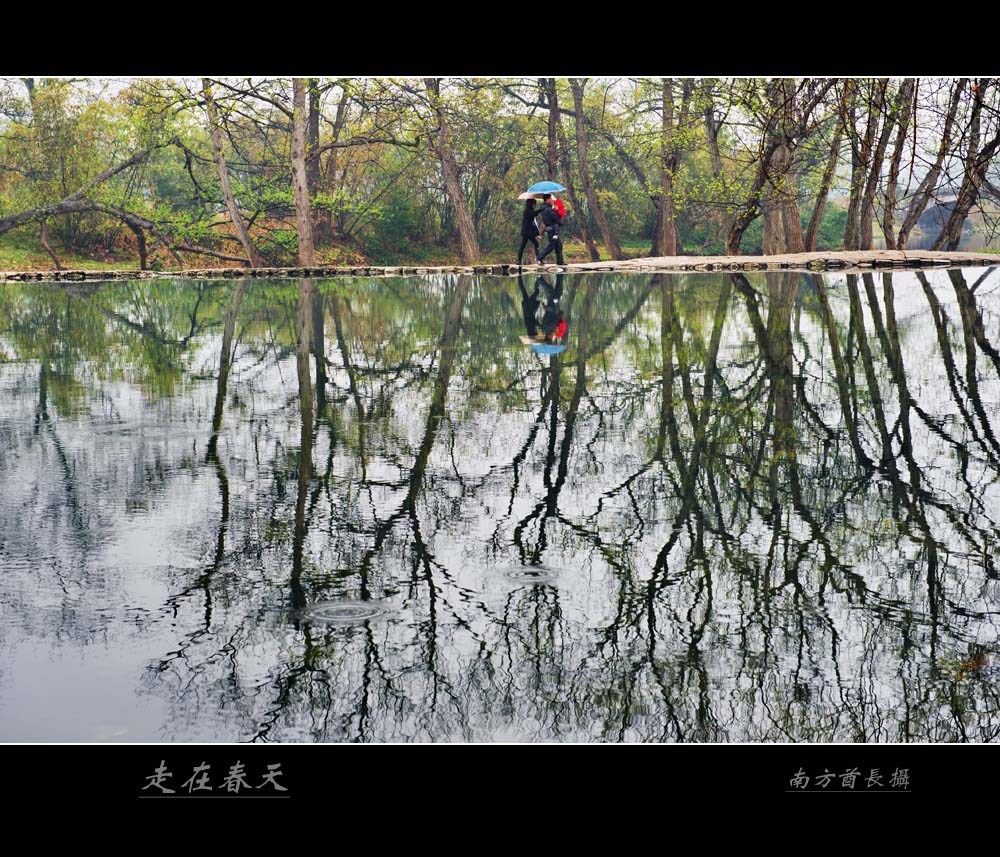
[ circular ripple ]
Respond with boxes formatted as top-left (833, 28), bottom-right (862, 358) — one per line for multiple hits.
top-left (501, 566), bottom-right (560, 585)
top-left (300, 600), bottom-right (392, 625)
top-left (91, 423), bottom-right (203, 440)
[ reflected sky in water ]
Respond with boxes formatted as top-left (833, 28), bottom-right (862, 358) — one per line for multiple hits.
top-left (1, 268), bottom-right (999, 742)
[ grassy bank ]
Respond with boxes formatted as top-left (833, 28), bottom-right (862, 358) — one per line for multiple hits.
top-left (0, 234), bottom-right (136, 272)
top-left (0, 230), bottom-right (652, 272)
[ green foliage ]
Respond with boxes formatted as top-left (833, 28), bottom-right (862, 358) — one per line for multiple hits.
top-left (680, 217), bottom-right (727, 255)
top-left (812, 205), bottom-right (848, 251)
top-left (362, 184), bottom-right (428, 263)
top-left (0, 232), bottom-right (126, 270)
top-left (1, 77), bottom-right (996, 266)
top-left (155, 206), bottom-right (214, 245)
top-left (741, 218), bottom-right (764, 254)
top-left (269, 228), bottom-right (299, 257)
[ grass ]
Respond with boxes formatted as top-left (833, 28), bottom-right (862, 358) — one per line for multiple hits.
top-left (0, 233), bottom-right (139, 272)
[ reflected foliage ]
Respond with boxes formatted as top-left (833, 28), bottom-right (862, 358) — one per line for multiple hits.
top-left (2, 268), bottom-right (1000, 741)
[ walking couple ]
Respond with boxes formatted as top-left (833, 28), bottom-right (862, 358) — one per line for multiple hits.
top-left (518, 193), bottom-right (565, 266)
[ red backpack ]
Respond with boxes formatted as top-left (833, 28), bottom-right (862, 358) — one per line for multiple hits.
top-left (553, 197), bottom-right (566, 219)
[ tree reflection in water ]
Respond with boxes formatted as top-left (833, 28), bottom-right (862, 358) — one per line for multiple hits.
top-left (1, 268), bottom-right (999, 742)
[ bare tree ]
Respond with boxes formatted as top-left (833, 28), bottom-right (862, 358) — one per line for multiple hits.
top-left (701, 79), bottom-right (735, 251)
top-left (547, 79), bottom-right (598, 260)
top-left (727, 79), bottom-right (835, 255)
top-left (423, 78), bottom-right (480, 265)
top-left (0, 137), bottom-right (188, 268)
top-left (897, 79), bottom-right (965, 249)
top-left (202, 79), bottom-right (265, 267)
top-left (39, 218), bottom-right (62, 269)
top-left (804, 97), bottom-right (845, 252)
top-left (857, 79), bottom-right (897, 249)
top-left (291, 78), bottom-right (316, 267)
top-left (880, 78), bottom-right (916, 250)
top-left (843, 80), bottom-right (881, 250)
top-left (761, 79), bottom-right (806, 256)
top-left (933, 79), bottom-right (1000, 251)
top-left (569, 79), bottom-right (623, 260)
top-left (542, 78), bottom-right (558, 181)
top-left (656, 79), bottom-right (692, 257)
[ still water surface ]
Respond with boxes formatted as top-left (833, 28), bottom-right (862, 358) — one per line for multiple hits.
top-left (1, 268), bottom-right (999, 742)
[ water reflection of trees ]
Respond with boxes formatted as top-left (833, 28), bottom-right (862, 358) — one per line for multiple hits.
top-left (3, 269), bottom-right (1000, 741)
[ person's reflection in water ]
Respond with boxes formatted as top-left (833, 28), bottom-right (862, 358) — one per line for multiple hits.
top-left (539, 273), bottom-right (567, 343)
top-left (517, 271), bottom-right (542, 338)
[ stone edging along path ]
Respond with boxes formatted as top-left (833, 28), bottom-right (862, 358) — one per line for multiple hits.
top-left (2, 250), bottom-right (998, 283)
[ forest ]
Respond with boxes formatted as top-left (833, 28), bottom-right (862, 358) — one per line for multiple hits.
top-left (1, 77), bottom-right (999, 270)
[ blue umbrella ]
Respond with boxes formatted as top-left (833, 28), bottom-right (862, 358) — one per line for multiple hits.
top-left (531, 343), bottom-right (566, 355)
top-left (526, 181), bottom-right (567, 194)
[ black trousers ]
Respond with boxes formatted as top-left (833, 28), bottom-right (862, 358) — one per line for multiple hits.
top-left (517, 234), bottom-right (540, 264)
top-left (537, 229), bottom-right (564, 265)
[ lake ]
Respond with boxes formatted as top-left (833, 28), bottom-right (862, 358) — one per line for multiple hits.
top-left (1, 268), bottom-right (999, 742)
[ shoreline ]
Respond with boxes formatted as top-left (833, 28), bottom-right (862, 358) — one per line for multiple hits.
top-left (2, 250), bottom-right (997, 283)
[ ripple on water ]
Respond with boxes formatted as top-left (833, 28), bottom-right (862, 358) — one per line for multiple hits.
top-left (90, 423), bottom-right (204, 442)
top-left (299, 600), bottom-right (393, 625)
top-left (500, 566), bottom-right (560, 585)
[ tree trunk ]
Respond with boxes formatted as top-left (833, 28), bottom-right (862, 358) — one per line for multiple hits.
top-left (201, 79), bottom-right (264, 268)
top-left (805, 113), bottom-right (844, 251)
top-left (843, 84), bottom-right (863, 249)
top-left (312, 292), bottom-right (327, 413)
top-left (39, 219), bottom-right (62, 269)
top-left (125, 219), bottom-right (148, 269)
top-left (767, 272), bottom-right (799, 464)
top-left (296, 278), bottom-right (314, 415)
top-left (573, 100), bottom-right (663, 254)
top-left (316, 87), bottom-right (349, 241)
top-left (209, 277), bottom-right (249, 456)
top-left (761, 143), bottom-right (804, 254)
top-left (543, 78), bottom-right (558, 181)
top-left (569, 79), bottom-right (622, 261)
top-left (306, 78), bottom-right (330, 242)
top-left (701, 80), bottom-right (734, 250)
top-left (897, 79), bottom-right (964, 249)
top-left (326, 88), bottom-right (350, 190)
top-left (844, 80), bottom-right (882, 250)
top-left (880, 79), bottom-right (916, 250)
top-left (294, 277), bottom-right (315, 536)
top-left (656, 79), bottom-right (689, 257)
top-left (550, 80), bottom-right (597, 260)
top-left (423, 78), bottom-right (479, 265)
top-left (730, 80), bottom-right (835, 254)
top-left (292, 78), bottom-right (317, 267)
top-left (859, 79), bottom-right (897, 249)
top-left (649, 196), bottom-right (663, 257)
top-left (306, 80), bottom-right (321, 199)
top-left (726, 139), bottom-right (780, 255)
top-left (761, 79), bottom-right (805, 255)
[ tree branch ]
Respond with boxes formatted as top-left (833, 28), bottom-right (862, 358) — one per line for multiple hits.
top-left (306, 133), bottom-right (421, 164)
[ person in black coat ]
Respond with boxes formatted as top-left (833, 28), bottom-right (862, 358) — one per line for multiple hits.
top-left (517, 271), bottom-right (541, 337)
top-left (517, 199), bottom-right (541, 266)
top-left (537, 194), bottom-right (565, 265)
top-left (539, 273), bottom-right (567, 341)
